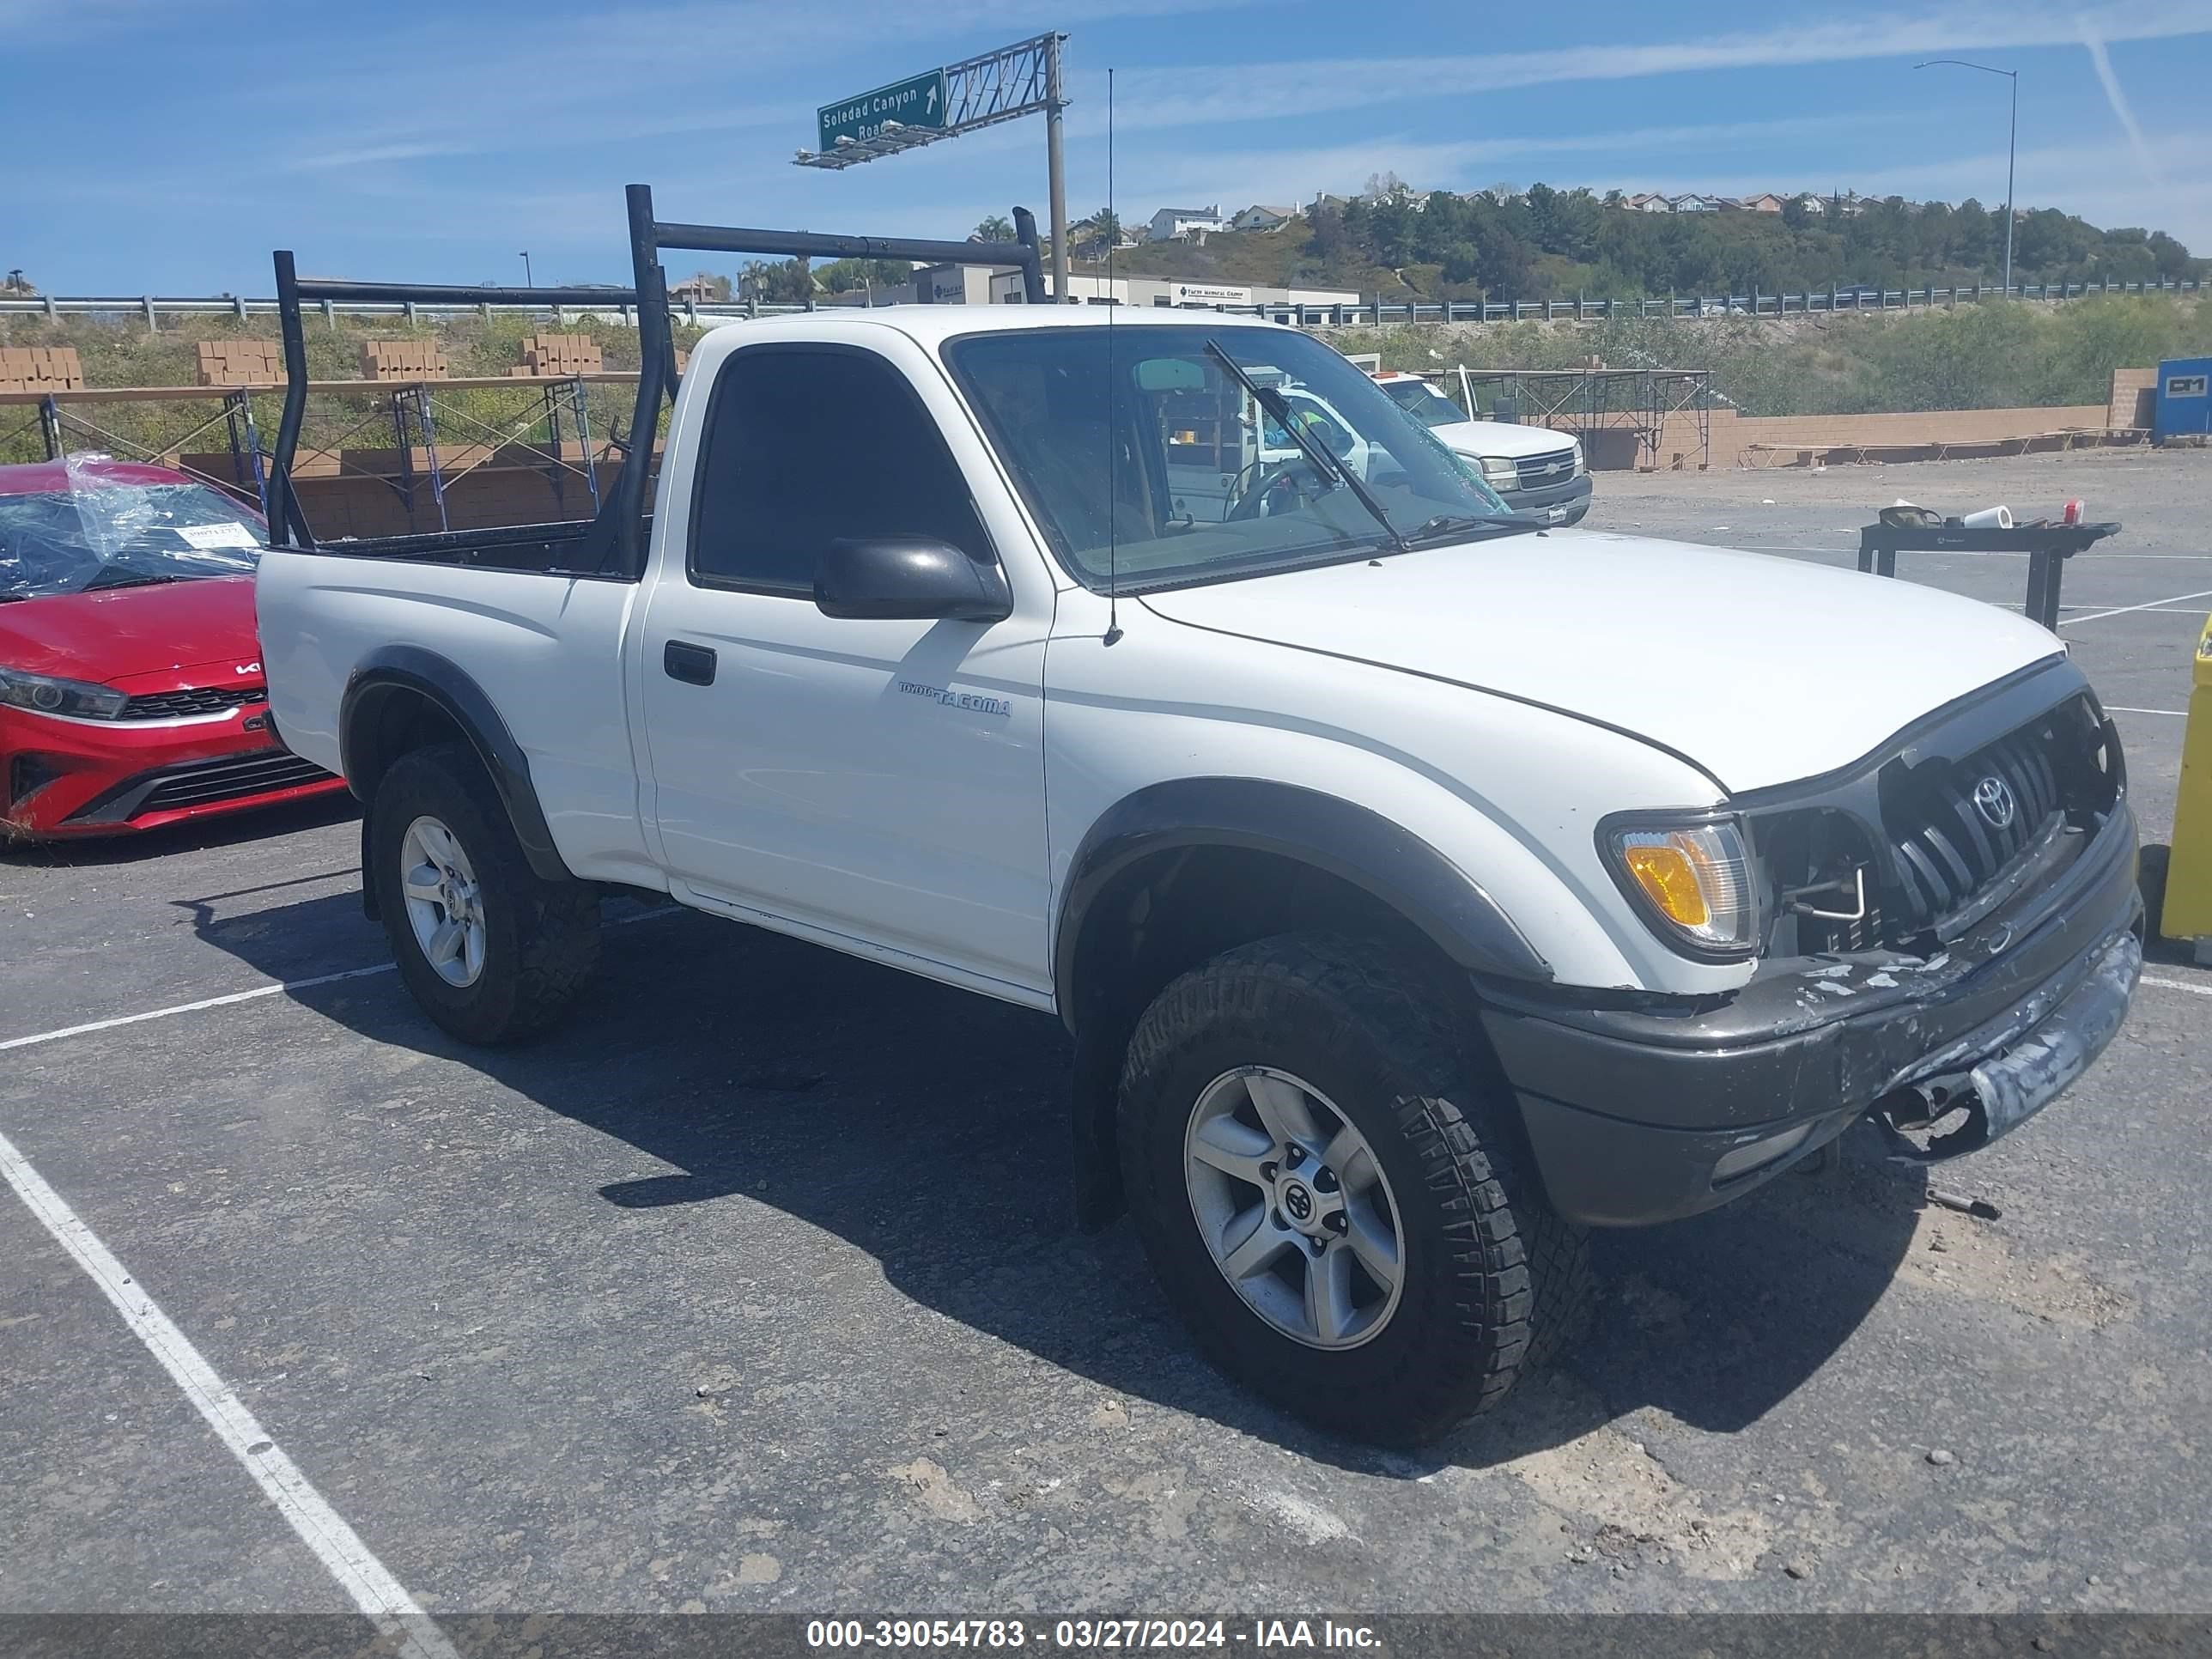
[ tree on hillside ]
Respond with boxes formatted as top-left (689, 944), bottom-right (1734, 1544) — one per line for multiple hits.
top-left (1474, 220), bottom-right (1537, 300)
top-left (1073, 210), bottom-right (1124, 260)
top-left (817, 258), bottom-right (914, 294)
top-left (738, 258), bottom-right (817, 303)
top-left (971, 215), bottom-right (1015, 243)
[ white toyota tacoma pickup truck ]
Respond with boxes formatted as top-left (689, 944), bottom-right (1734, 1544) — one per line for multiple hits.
top-left (256, 192), bottom-right (2142, 1444)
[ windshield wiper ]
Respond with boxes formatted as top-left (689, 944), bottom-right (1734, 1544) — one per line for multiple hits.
top-left (1407, 513), bottom-right (1537, 547)
top-left (81, 569), bottom-right (186, 592)
top-left (1204, 340), bottom-right (1408, 554)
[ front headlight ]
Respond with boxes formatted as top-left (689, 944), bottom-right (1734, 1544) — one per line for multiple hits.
top-left (0, 666), bottom-right (129, 720)
top-left (1477, 456), bottom-right (1518, 486)
top-left (1603, 817), bottom-right (1759, 957)
top-left (1571, 439), bottom-right (1586, 477)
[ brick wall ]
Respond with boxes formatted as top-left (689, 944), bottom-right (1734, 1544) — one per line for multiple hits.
top-left (0, 346), bottom-right (84, 392)
top-left (1535, 403), bottom-right (2111, 470)
top-left (2107, 368), bottom-right (2159, 432)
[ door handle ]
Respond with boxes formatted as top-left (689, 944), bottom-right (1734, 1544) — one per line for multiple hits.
top-left (663, 641), bottom-right (718, 686)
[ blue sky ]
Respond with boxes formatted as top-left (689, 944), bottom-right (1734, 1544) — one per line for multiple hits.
top-left (7, 0), bottom-right (2209, 294)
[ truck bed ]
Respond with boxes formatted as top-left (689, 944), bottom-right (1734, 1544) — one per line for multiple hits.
top-left (294, 519), bottom-right (616, 574)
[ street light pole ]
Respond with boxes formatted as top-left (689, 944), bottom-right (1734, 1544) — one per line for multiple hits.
top-left (1915, 59), bottom-right (2017, 295)
top-left (1044, 32), bottom-right (1070, 303)
top-left (520, 252), bottom-right (533, 289)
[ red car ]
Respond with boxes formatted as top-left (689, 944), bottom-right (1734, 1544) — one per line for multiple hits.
top-left (1, 457), bottom-right (345, 842)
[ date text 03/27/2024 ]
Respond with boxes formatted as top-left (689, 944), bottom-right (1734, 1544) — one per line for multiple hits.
top-left (804, 1620), bottom-right (1380, 1650)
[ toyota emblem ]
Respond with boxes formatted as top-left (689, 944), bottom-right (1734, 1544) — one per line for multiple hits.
top-left (1972, 775), bottom-right (2016, 830)
top-left (1282, 1184), bottom-right (1313, 1223)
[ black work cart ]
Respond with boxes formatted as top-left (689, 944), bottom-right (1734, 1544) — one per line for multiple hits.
top-left (1856, 518), bottom-right (2122, 631)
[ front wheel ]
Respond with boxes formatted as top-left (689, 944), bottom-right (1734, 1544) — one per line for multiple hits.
top-left (1119, 934), bottom-right (1587, 1444)
top-left (368, 742), bottom-right (599, 1044)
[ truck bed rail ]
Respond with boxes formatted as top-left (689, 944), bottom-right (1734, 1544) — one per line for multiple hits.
top-left (266, 184), bottom-right (1047, 579)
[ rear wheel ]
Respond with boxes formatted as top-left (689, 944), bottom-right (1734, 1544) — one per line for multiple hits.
top-left (1119, 933), bottom-right (1588, 1444)
top-left (368, 743), bottom-right (599, 1043)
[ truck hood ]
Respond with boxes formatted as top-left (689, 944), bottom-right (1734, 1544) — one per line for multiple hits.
top-left (1138, 531), bottom-right (2066, 793)
top-left (1426, 418), bottom-right (1574, 460)
top-left (0, 574), bottom-right (261, 684)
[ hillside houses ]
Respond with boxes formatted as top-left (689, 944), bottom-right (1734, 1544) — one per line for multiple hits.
top-left (1146, 205), bottom-right (1227, 243)
top-left (1130, 186), bottom-right (1927, 240)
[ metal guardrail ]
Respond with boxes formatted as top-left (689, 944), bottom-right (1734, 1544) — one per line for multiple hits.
top-left (1, 276), bottom-right (2198, 333)
top-left (0, 293), bottom-right (813, 331)
top-left (1236, 276), bottom-right (2204, 330)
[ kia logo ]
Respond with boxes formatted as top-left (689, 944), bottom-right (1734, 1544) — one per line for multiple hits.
top-left (1972, 776), bottom-right (2016, 830)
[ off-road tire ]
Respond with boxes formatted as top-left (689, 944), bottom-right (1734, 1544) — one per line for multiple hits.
top-left (368, 742), bottom-right (599, 1044)
top-left (1119, 933), bottom-right (1589, 1445)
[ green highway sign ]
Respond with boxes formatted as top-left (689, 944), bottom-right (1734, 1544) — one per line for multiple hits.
top-left (817, 68), bottom-right (950, 149)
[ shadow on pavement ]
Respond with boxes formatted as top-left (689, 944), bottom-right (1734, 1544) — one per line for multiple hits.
top-left (185, 888), bottom-right (1919, 1476)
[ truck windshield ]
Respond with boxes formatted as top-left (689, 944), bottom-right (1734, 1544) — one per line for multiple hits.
top-left (944, 325), bottom-right (1515, 592)
top-left (1378, 378), bottom-right (1474, 428)
top-left (0, 482), bottom-right (264, 601)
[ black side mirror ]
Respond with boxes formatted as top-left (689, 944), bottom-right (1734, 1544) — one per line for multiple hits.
top-left (814, 538), bottom-right (1012, 623)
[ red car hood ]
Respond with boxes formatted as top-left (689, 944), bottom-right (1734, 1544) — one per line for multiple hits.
top-left (0, 574), bottom-right (262, 684)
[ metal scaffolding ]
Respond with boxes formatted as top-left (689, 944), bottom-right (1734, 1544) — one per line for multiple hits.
top-left (1, 377), bottom-right (618, 535)
top-left (2, 389), bottom-right (273, 513)
top-left (1452, 368), bottom-right (1712, 471)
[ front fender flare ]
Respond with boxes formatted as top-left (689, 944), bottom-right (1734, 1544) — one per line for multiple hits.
top-left (1053, 777), bottom-right (1552, 1031)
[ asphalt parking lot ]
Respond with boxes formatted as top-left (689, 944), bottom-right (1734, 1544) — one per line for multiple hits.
top-left (3, 447), bottom-right (2209, 1625)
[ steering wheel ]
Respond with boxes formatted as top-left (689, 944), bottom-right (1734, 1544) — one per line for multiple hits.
top-left (1225, 460), bottom-right (1320, 521)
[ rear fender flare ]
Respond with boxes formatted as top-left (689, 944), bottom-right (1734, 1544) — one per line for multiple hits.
top-left (338, 645), bottom-right (571, 884)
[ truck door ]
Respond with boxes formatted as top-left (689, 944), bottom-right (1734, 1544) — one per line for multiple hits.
top-left (637, 339), bottom-right (1052, 998)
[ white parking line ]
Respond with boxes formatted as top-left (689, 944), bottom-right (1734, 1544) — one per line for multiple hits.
top-left (1734, 545), bottom-right (2212, 562)
top-left (2062, 588), bottom-right (2212, 627)
top-left (0, 966), bottom-right (395, 1055)
top-left (1, 906), bottom-right (682, 1057)
top-left (2106, 706), bottom-right (2187, 717)
top-left (0, 1126), bottom-right (459, 1658)
top-left (2143, 975), bottom-right (2212, 998)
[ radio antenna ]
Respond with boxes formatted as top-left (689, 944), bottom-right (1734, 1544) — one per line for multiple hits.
top-left (1103, 64), bottom-right (1122, 647)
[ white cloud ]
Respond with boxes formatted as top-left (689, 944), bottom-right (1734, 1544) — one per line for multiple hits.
top-left (1096, 1), bottom-right (2212, 133)
top-left (1116, 112), bottom-right (1931, 206)
top-left (2077, 23), bottom-right (2161, 186)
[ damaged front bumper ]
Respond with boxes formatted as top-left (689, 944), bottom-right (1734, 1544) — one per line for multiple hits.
top-left (1478, 805), bottom-right (2142, 1226)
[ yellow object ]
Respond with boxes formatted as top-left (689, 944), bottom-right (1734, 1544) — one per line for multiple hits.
top-left (1623, 840), bottom-right (1713, 928)
top-left (2163, 611), bottom-right (2212, 945)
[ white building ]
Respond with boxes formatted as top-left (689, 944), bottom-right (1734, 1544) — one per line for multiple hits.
top-left (1147, 205), bottom-right (1227, 243)
top-left (823, 262), bottom-right (1360, 313)
top-left (1670, 193), bottom-right (1723, 213)
top-left (1231, 204), bottom-right (1296, 233)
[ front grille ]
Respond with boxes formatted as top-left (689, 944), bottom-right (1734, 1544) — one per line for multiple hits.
top-left (1512, 448), bottom-right (1577, 489)
top-left (119, 685), bottom-right (266, 720)
top-left (1879, 703), bottom-right (2106, 934)
top-left (1760, 692), bottom-right (2118, 957)
top-left (131, 751), bottom-right (332, 816)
